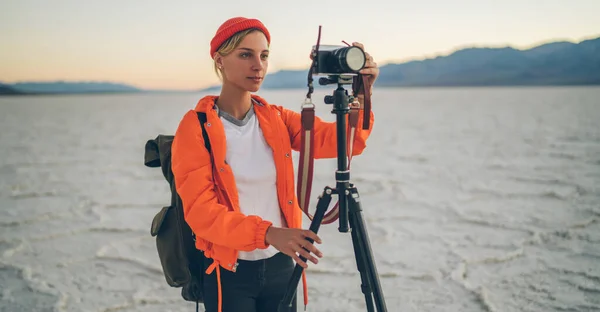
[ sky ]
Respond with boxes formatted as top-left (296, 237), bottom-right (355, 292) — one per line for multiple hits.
top-left (1, 0), bottom-right (599, 90)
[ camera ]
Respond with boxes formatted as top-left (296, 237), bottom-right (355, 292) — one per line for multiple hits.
top-left (312, 44), bottom-right (366, 75)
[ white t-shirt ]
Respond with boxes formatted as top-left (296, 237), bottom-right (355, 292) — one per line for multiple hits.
top-left (217, 102), bottom-right (284, 261)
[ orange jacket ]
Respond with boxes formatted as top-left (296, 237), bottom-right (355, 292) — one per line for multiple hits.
top-left (171, 94), bottom-right (374, 309)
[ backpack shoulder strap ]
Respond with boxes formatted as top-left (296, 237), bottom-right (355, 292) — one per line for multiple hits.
top-left (196, 112), bottom-right (211, 153)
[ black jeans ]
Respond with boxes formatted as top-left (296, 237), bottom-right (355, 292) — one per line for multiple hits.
top-left (203, 252), bottom-right (297, 312)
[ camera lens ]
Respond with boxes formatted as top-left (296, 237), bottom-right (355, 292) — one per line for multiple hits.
top-left (333, 46), bottom-right (366, 73)
top-left (345, 47), bottom-right (366, 71)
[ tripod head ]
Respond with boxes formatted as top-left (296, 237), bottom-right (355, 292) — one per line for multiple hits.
top-left (319, 74), bottom-right (356, 111)
top-left (318, 74), bottom-right (354, 86)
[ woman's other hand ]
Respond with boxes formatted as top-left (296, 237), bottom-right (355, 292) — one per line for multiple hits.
top-left (265, 226), bottom-right (323, 268)
top-left (353, 41), bottom-right (379, 91)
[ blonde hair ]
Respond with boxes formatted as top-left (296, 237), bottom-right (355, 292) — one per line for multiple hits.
top-left (213, 28), bottom-right (267, 80)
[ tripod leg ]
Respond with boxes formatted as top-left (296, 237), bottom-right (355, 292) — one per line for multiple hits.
top-left (278, 187), bottom-right (334, 312)
top-left (348, 193), bottom-right (376, 312)
top-left (347, 185), bottom-right (388, 312)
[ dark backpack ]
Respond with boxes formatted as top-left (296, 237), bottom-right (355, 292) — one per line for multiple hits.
top-left (143, 112), bottom-right (212, 308)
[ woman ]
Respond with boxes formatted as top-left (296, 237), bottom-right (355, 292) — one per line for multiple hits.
top-left (171, 16), bottom-right (378, 312)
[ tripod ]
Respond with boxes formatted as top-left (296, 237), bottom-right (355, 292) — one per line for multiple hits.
top-left (278, 75), bottom-right (388, 312)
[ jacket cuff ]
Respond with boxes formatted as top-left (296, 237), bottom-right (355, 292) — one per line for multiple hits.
top-left (255, 220), bottom-right (273, 249)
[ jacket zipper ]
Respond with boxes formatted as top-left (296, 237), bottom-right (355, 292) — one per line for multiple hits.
top-left (276, 109), bottom-right (292, 228)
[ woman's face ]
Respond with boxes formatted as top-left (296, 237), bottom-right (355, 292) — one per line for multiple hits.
top-left (218, 31), bottom-right (269, 92)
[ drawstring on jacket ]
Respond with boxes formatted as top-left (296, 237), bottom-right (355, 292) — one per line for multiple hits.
top-left (302, 271), bottom-right (308, 309)
top-left (205, 260), bottom-right (223, 312)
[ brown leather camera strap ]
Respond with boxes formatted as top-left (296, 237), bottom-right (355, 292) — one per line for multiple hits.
top-left (353, 73), bottom-right (372, 130)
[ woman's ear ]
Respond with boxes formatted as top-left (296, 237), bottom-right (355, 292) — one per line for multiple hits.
top-left (214, 54), bottom-right (224, 69)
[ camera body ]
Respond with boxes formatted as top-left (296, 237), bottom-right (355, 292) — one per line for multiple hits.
top-left (312, 45), bottom-right (366, 76)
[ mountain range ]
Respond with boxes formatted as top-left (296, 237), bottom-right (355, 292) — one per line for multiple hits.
top-left (1, 36), bottom-right (598, 95)
top-left (0, 81), bottom-right (141, 95)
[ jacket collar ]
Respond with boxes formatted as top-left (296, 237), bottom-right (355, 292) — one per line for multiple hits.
top-left (194, 94), bottom-right (267, 113)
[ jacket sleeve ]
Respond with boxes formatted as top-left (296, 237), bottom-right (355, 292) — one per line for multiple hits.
top-left (277, 103), bottom-right (375, 158)
top-left (171, 110), bottom-right (272, 251)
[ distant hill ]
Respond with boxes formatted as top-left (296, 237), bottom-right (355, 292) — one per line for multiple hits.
top-left (375, 37), bottom-right (600, 86)
top-left (201, 36), bottom-right (600, 90)
top-left (0, 81), bottom-right (141, 95)
top-left (0, 84), bottom-right (21, 95)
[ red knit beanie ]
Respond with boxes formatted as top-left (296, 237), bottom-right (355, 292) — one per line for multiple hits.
top-left (210, 17), bottom-right (271, 58)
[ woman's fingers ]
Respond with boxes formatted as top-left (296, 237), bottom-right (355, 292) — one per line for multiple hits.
top-left (302, 229), bottom-right (322, 244)
top-left (290, 251), bottom-right (308, 268)
top-left (299, 231), bottom-right (323, 258)
top-left (360, 67), bottom-right (378, 75)
top-left (352, 42), bottom-right (365, 50)
top-left (276, 229), bottom-right (325, 268)
top-left (295, 240), bottom-right (320, 264)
